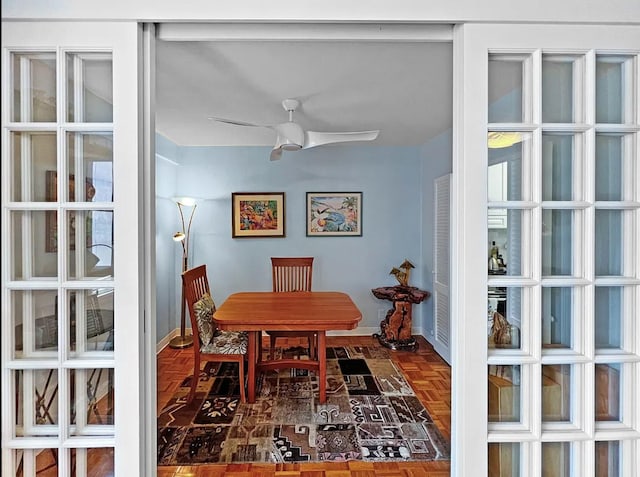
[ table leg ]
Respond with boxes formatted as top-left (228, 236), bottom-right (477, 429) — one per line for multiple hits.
top-left (317, 331), bottom-right (326, 404)
top-left (247, 331), bottom-right (257, 403)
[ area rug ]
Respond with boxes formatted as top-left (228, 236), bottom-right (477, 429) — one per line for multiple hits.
top-left (157, 346), bottom-right (450, 465)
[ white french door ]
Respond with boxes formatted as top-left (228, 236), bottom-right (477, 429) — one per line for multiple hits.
top-left (453, 24), bottom-right (639, 476)
top-left (1, 22), bottom-right (144, 476)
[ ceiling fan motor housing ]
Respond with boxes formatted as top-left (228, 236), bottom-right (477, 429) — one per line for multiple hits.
top-left (275, 121), bottom-right (304, 150)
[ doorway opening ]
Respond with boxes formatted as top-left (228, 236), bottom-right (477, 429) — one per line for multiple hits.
top-left (152, 26), bottom-right (454, 470)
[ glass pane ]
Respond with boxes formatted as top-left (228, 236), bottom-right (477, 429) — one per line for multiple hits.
top-left (68, 289), bottom-right (115, 353)
top-left (542, 56), bottom-right (577, 123)
top-left (542, 364), bottom-right (571, 422)
top-left (542, 442), bottom-right (571, 477)
top-left (542, 209), bottom-right (574, 276)
top-left (595, 287), bottom-right (623, 349)
top-left (488, 442), bottom-right (520, 476)
top-left (71, 448), bottom-right (115, 477)
top-left (14, 369), bottom-right (59, 436)
top-left (488, 365), bottom-right (521, 422)
top-left (66, 132), bottom-right (113, 202)
top-left (10, 131), bottom-right (57, 202)
top-left (11, 210), bottom-right (58, 279)
top-left (12, 290), bottom-right (59, 357)
top-left (595, 363), bottom-right (621, 422)
top-left (69, 368), bottom-right (115, 434)
top-left (13, 449), bottom-right (110, 477)
top-left (595, 209), bottom-right (623, 276)
top-left (11, 448), bottom-right (59, 476)
top-left (488, 210), bottom-right (524, 277)
top-left (595, 441), bottom-right (620, 477)
top-left (11, 52), bottom-right (56, 122)
top-left (542, 287), bottom-right (573, 349)
top-left (488, 287), bottom-right (522, 350)
top-left (488, 132), bottom-right (529, 200)
top-left (597, 55), bottom-right (632, 124)
top-left (66, 52), bottom-right (113, 123)
top-left (489, 58), bottom-right (524, 123)
top-left (542, 134), bottom-right (574, 201)
top-left (488, 237), bottom-right (506, 274)
top-left (595, 134), bottom-right (624, 201)
top-left (68, 211), bottom-right (114, 279)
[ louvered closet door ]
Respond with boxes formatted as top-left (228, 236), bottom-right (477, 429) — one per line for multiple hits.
top-left (459, 24), bottom-right (640, 476)
top-left (434, 173), bottom-right (451, 364)
top-left (1, 22), bottom-right (143, 476)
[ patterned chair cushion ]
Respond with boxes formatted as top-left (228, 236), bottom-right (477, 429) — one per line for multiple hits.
top-left (193, 292), bottom-right (216, 347)
top-left (201, 330), bottom-right (248, 355)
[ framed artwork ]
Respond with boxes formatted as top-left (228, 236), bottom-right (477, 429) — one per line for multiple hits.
top-left (232, 192), bottom-right (285, 238)
top-left (45, 170), bottom-right (95, 252)
top-left (306, 192), bottom-right (362, 236)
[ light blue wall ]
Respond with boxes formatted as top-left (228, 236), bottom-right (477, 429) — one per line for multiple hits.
top-left (419, 130), bottom-right (453, 339)
top-left (155, 135), bottom-right (440, 342)
top-left (156, 135), bottom-right (182, 342)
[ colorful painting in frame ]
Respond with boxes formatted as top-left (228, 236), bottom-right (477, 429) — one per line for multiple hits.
top-left (306, 192), bottom-right (362, 236)
top-left (232, 192), bottom-right (285, 238)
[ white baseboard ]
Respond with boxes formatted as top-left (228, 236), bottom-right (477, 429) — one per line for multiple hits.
top-left (157, 326), bottom-right (427, 353)
top-left (156, 328), bottom-right (180, 354)
top-left (326, 326), bottom-right (378, 336)
top-left (328, 326), bottom-right (426, 337)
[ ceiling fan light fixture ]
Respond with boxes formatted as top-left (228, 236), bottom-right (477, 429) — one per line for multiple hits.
top-left (281, 142), bottom-right (302, 151)
top-left (487, 131), bottom-right (523, 149)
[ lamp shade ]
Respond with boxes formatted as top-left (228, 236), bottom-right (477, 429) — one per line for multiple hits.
top-left (173, 196), bottom-right (197, 207)
top-left (173, 232), bottom-right (186, 242)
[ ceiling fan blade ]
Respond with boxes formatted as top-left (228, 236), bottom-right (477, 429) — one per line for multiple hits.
top-left (270, 147), bottom-right (283, 161)
top-left (208, 116), bottom-right (267, 128)
top-left (303, 130), bottom-right (379, 149)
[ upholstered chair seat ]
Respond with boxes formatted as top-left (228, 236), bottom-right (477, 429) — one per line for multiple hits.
top-left (200, 331), bottom-right (248, 355)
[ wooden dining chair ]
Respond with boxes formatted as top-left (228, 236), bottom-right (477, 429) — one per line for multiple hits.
top-left (266, 257), bottom-right (316, 359)
top-left (182, 264), bottom-right (247, 403)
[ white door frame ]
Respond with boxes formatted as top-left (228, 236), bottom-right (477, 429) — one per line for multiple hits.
top-left (141, 22), bottom-right (158, 477)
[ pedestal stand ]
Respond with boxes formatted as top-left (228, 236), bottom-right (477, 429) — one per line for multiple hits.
top-left (371, 285), bottom-right (430, 352)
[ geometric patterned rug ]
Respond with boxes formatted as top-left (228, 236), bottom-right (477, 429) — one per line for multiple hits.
top-left (157, 346), bottom-right (450, 465)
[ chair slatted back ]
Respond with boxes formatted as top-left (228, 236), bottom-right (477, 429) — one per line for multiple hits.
top-left (271, 257), bottom-right (314, 292)
top-left (182, 265), bottom-right (212, 348)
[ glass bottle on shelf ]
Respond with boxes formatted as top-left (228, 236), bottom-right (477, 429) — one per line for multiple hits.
top-left (489, 241), bottom-right (500, 272)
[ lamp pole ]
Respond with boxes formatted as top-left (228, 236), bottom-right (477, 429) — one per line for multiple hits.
top-left (169, 200), bottom-right (196, 349)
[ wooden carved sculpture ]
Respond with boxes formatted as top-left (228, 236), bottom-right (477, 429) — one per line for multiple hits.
top-left (381, 300), bottom-right (413, 342)
top-left (372, 263), bottom-right (430, 352)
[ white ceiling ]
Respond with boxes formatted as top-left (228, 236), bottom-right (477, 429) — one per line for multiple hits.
top-left (155, 40), bottom-right (453, 147)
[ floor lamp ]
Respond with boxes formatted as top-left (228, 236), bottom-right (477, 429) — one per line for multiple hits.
top-left (169, 198), bottom-right (197, 349)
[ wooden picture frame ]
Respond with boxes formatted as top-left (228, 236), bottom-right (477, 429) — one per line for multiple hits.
top-left (306, 192), bottom-right (362, 236)
top-left (232, 192), bottom-right (285, 238)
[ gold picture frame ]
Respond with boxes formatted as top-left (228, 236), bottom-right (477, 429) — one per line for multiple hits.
top-left (231, 192), bottom-right (285, 238)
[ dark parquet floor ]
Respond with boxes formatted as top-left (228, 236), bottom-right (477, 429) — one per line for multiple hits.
top-left (157, 334), bottom-right (451, 477)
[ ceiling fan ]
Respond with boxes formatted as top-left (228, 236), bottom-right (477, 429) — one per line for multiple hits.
top-left (208, 99), bottom-right (380, 161)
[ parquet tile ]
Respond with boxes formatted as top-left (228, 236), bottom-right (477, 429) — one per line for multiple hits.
top-left (157, 334), bottom-right (451, 476)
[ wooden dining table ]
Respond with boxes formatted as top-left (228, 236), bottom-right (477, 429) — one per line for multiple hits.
top-left (213, 291), bottom-right (362, 403)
